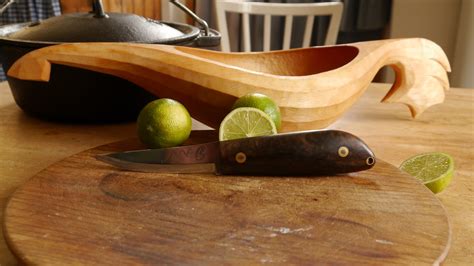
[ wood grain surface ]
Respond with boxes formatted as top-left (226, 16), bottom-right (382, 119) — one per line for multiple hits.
top-left (59, 0), bottom-right (93, 13)
top-left (7, 38), bottom-right (450, 131)
top-left (60, 0), bottom-right (163, 20)
top-left (0, 82), bottom-right (472, 265)
top-left (4, 131), bottom-right (450, 265)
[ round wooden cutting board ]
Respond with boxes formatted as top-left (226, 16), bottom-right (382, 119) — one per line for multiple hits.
top-left (4, 131), bottom-right (451, 265)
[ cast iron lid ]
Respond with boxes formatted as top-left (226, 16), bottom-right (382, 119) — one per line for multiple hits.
top-left (7, 13), bottom-right (200, 43)
top-left (4, 12), bottom-right (200, 45)
top-left (1, 0), bottom-right (204, 45)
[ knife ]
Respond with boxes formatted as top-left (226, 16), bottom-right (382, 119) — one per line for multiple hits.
top-left (96, 130), bottom-right (376, 176)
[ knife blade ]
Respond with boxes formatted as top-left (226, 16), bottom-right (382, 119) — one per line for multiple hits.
top-left (96, 130), bottom-right (376, 176)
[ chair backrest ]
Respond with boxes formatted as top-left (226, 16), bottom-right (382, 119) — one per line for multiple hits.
top-left (216, 1), bottom-right (343, 52)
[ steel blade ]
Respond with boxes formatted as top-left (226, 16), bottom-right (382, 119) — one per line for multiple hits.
top-left (96, 155), bottom-right (216, 173)
top-left (103, 141), bottom-right (220, 164)
top-left (95, 141), bottom-right (220, 173)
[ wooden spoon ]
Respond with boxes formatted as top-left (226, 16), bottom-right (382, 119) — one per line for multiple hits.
top-left (7, 38), bottom-right (450, 131)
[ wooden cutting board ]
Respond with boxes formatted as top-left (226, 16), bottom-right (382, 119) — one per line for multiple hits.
top-left (4, 131), bottom-right (451, 265)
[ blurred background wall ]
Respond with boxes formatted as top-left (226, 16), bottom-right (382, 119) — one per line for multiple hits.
top-left (382, 0), bottom-right (472, 88)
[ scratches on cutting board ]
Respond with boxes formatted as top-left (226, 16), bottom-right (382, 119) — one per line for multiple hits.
top-left (265, 226), bottom-right (314, 236)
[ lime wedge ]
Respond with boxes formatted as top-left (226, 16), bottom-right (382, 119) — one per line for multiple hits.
top-left (232, 93), bottom-right (281, 131)
top-left (219, 107), bottom-right (277, 141)
top-left (400, 152), bottom-right (454, 194)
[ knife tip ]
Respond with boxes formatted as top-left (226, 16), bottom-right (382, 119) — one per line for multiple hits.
top-left (95, 154), bottom-right (106, 161)
top-left (95, 154), bottom-right (115, 164)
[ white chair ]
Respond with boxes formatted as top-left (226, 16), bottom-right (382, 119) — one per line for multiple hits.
top-left (216, 1), bottom-right (343, 52)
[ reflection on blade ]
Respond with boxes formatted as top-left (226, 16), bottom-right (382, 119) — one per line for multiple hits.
top-left (96, 155), bottom-right (215, 174)
top-left (104, 141), bottom-right (219, 164)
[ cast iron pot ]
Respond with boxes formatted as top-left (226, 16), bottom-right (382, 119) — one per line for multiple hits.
top-left (0, 0), bottom-right (220, 123)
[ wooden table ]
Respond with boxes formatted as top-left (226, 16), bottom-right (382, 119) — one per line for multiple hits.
top-left (0, 82), bottom-right (472, 265)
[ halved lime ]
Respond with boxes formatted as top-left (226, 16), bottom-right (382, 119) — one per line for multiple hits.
top-left (219, 107), bottom-right (277, 141)
top-left (400, 152), bottom-right (454, 194)
top-left (232, 93), bottom-right (281, 130)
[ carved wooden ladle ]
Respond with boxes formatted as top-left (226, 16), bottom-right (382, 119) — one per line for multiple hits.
top-left (7, 38), bottom-right (450, 131)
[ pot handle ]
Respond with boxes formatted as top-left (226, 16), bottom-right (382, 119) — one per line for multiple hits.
top-left (0, 0), bottom-right (15, 14)
top-left (169, 0), bottom-right (221, 47)
top-left (170, 0), bottom-right (209, 36)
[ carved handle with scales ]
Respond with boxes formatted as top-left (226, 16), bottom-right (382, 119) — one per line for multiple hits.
top-left (7, 38), bottom-right (450, 131)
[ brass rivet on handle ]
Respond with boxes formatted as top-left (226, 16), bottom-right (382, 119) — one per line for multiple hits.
top-left (366, 157), bottom-right (375, 165)
top-left (338, 146), bottom-right (349, 157)
top-left (235, 152), bottom-right (246, 164)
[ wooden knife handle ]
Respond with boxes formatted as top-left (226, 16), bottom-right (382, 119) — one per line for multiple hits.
top-left (215, 130), bottom-right (375, 176)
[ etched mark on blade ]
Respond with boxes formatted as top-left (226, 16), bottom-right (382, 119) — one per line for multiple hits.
top-left (164, 143), bottom-right (216, 164)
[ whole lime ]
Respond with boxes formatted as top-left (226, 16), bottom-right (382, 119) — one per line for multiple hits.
top-left (232, 93), bottom-right (281, 130)
top-left (137, 98), bottom-right (192, 148)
